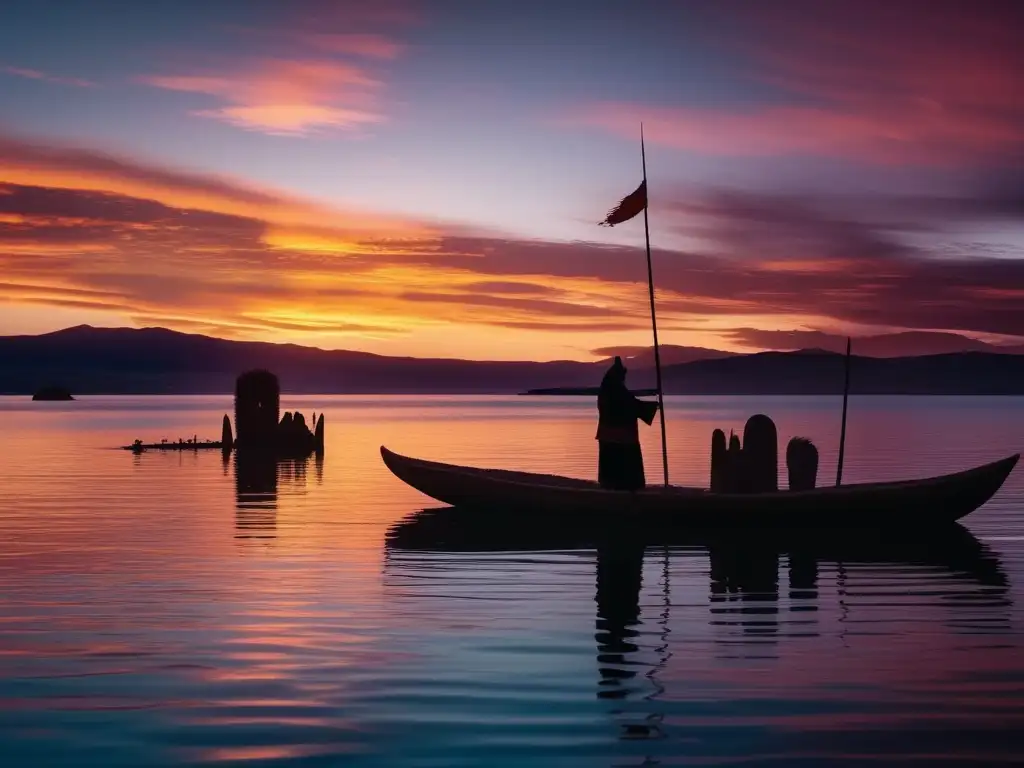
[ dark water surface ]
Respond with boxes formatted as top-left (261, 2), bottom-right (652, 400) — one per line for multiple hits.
top-left (1, 395), bottom-right (1022, 766)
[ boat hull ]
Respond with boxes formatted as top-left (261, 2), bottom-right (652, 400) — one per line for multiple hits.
top-left (380, 446), bottom-right (1019, 528)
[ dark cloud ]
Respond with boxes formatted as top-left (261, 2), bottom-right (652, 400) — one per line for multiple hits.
top-left (0, 281), bottom-right (124, 301)
top-left (427, 178), bottom-right (1024, 337)
top-left (2, 162), bottom-right (1023, 344)
top-left (496, 320), bottom-right (652, 333)
top-left (574, 0), bottom-right (1024, 166)
top-left (461, 281), bottom-right (565, 297)
top-left (0, 136), bottom-right (287, 209)
top-left (0, 183), bottom-right (263, 233)
top-left (398, 290), bottom-right (626, 319)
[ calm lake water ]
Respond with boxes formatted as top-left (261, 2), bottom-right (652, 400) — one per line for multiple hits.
top-left (1, 395), bottom-right (1023, 767)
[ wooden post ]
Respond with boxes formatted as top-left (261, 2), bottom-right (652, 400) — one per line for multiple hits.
top-left (836, 337), bottom-right (852, 486)
top-left (641, 125), bottom-right (669, 486)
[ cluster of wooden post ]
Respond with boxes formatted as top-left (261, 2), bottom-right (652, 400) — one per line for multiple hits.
top-left (710, 414), bottom-right (818, 493)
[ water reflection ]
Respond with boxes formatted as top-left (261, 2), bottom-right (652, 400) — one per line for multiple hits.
top-left (385, 509), bottom-right (1010, 594)
top-left (594, 533), bottom-right (671, 743)
top-left (595, 535), bottom-right (645, 701)
top-left (233, 453), bottom-right (321, 539)
top-left (385, 510), bottom-right (1013, 746)
top-left (709, 541), bottom-right (781, 649)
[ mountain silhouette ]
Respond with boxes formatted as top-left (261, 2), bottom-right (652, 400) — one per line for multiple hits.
top-left (1, 325), bottom-right (1023, 395)
top-left (590, 344), bottom-right (739, 367)
top-left (0, 325), bottom-right (600, 394)
top-left (661, 350), bottom-right (1024, 394)
top-left (721, 329), bottom-right (1024, 358)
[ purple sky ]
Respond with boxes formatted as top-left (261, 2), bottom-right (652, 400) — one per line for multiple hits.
top-left (1, 0), bottom-right (1022, 360)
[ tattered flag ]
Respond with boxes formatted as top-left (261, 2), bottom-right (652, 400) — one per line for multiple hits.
top-left (599, 180), bottom-right (646, 226)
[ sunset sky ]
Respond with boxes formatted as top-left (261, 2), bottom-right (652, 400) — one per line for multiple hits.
top-left (1, 0), bottom-right (1022, 360)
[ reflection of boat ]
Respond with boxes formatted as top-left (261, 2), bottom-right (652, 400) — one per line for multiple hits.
top-left (380, 446), bottom-right (1018, 526)
top-left (384, 510), bottom-right (1012, 748)
top-left (385, 508), bottom-right (1008, 591)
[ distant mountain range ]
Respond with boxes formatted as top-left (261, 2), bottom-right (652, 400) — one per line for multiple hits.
top-left (1, 325), bottom-right (1023, 395)
top-left (594, 331), bottom-right (1024, 364)
top-left (588, 344), bottom-right (739, 367)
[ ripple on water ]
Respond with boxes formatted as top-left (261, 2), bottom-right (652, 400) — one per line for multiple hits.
top-left (0, 395), bottom-right (1022, 766)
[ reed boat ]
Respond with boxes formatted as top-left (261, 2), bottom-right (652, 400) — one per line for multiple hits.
top-left (380, 446), bottom-right (1019, 528)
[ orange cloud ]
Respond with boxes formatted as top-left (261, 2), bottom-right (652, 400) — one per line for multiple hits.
top-left (2, 134), bottom-right (1023, 358)
top-left (0, 135), bottom-right (663, 353)
top-left (0, 240), bottom-right (114, 255)
top-left (142, 60), bottom-right (384, 135)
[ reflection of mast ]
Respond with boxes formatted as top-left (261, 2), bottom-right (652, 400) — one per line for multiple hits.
top-left (642, 545), bottom-right (671, 736)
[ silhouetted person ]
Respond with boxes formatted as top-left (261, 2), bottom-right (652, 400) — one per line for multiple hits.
top-left (596, 357), bottom-right (659, 491)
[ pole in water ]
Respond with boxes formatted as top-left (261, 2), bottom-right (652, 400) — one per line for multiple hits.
top-left (640, 124), bottom-right (669, 486)
top-left (836, 336), bottom-right (852, 486)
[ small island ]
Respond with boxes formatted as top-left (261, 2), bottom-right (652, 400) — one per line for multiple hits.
top-left (32, 386), bottom-right (75, 401)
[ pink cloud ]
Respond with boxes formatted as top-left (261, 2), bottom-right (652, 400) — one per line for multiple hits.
top-left (567, 3), bottom-right (1024, 165)
top-left (136, 0), bottom-right (416, 137)
top-left (571, 101), bottom-right (1024, 166)
top-left (141, 60), bottom-right (384, 135)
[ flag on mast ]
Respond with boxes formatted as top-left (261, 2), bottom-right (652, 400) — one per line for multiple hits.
top-left (599, 180), bottom-right (647, 226)
top-left (596, 130), bottom-right (670, 486)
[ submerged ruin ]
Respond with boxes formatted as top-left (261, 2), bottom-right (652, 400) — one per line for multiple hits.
top-left (125, 370), bottom-right (324, 456)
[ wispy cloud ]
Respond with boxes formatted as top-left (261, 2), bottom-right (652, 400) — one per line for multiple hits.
top-left (567, 3), bottom-right (1024, 165)
top-left (0, 134), bottom-right (649, 346)
top-left (2, 134), bottom-right (1023, 354)
top-left (141, 59), bottom-right (384, 135)
top-left (139, 2), bottom-right (412, 136)
top-left (569, 101), bottom-right (1024, 166)
top-left (2, 66), bottom-right (95, 88)
top-left (0, 133), bottom-right (421, 236)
